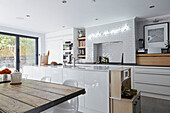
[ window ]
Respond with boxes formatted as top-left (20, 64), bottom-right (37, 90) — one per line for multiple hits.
top-left (0, 32), bottom-right (38, 71)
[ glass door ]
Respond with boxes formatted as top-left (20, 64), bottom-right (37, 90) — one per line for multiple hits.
top-left (0, 34), bottom-right (16, 72)
top-left (19, 37), bottom-right (37, 69)
top-left (0, 32), bottom-right (38, 71)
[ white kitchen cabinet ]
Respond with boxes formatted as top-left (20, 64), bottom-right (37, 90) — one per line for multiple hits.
top-left (135, 83), bottom-right (170, 96)
top-left (22, 66), bottom-right (112, 113)
top-left (134, 66), bottom-right (170, 100)
top-left (63, 69), bottom-right (85, 112)
top-left (84, 71), bottom-right (109, 113)
top-left (134, 66), bottom-right (170, 75)
top-left (46, 67), bottom-right (63, 84)
top-left (63, 69), bottom-right (110, 113)
top-left (23, 66), bottom-right (33, 79)
top-left (32, 67), bottom-right (46, 81)
top-left (134, 73), bottom-right (170, 86)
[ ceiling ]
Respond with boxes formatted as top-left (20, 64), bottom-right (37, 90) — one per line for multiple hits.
top-left (0, 0), bottom-right (170, 33)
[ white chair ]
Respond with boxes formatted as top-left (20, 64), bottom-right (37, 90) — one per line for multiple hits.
top-left (54, 80), bottom-right (79, 113)
top-left (20, 67), bottom-right (28, 79)
top-left (41, 80), bottom-right (79, 113)
top-left (22, 74), bottom-right (28, 79)
top-left (41, 76), bottom-right (51, 83)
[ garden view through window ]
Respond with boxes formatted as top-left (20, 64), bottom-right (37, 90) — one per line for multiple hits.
top-left (0, 33), bottom-right (38, 71)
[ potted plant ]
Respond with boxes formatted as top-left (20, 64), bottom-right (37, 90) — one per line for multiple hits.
top-left (165, 40), bottom-right (170, 53)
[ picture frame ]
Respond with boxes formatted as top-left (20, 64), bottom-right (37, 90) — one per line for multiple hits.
top-left (144, 22), bottom-right (169, 49)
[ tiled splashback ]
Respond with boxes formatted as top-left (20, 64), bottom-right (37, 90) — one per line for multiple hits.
top-left (86, 18), bottom-right (136, 63)
top-left (94, 42), bottom-right (123, 62)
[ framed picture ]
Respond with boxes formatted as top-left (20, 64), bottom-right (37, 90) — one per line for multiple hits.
top-left (144, 22), bottom-right (169, 49)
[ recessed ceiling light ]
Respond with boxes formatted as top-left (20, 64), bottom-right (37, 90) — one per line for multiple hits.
top-left (16, 17), bottom-right (24, 20)
top-left (26, 14), bottom-right (30, 18)
top-left (95, 18), bottom-right (99, 20)
top-left (62, 0), bottom-right (67, 3)
top-left (149, 5), bottom-right (155, 9)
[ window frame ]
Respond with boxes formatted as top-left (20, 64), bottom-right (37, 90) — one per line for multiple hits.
top-left (0, 31), bottom-right (39, 71)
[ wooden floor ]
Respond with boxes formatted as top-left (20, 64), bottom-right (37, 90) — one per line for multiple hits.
top-left (0, 79), bottom-right (85, 113)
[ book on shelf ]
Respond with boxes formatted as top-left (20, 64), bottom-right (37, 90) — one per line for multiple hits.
top-left (78, 49), bottom-right (86, 55)
top-left (78, 40), bottom-right (86, 47)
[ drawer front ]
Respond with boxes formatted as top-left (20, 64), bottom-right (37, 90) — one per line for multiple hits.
top-left (134, 73), bottom-right (170, 86)
top-left (134, 83), bottom-right (170, 96)
top-left (134, 67), bottom-right (170, 75)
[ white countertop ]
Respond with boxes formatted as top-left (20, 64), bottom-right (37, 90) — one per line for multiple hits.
top-left (34, 65), bottom-right (131, 72)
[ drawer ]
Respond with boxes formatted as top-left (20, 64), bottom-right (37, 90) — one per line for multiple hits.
top-left (134, 83), bottom-right (170, 96)
top-left (134, 67), bottom-right (170, 75)
top-left (134, 73), bottom-right (170, 86)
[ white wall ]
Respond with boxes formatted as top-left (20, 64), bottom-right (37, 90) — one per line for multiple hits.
top-left (45, 29), bottom-right (73, 63)
top-left (86, 18), bottom-right (136, 63)
top-left (0, 25), bottom-right (45, 65)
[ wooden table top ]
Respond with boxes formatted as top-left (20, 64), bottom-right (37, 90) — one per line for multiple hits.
top-left (0, 79), bottom-right (85, 113)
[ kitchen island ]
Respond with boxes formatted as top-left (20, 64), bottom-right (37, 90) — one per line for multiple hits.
top-left (23, 65), bottom-right (133, 113)
top-left (0, 79), bottom-right (85, 113)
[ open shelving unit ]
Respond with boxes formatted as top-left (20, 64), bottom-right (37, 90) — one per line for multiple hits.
top-left (77, 55), bottom-right (86, 58)
top-left (63, 41), bottom-right (73, 64)
top-left (77, 37), bottom-right (86, 59)
top-left (77, 37), bottom-right (86, 40)
top-left (77, 46), bottom-right (86, 49)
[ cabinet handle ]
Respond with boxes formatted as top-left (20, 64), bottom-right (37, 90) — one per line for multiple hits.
top-left (137, 96), bottom-right (140, 100)
top-left (133, 101), bottom-right (137, 106)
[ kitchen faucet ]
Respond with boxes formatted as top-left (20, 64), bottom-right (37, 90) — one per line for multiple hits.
top-left (72, 57), bottom-right (79, 67)
top-left (121, 53), bottom-right (124, 65)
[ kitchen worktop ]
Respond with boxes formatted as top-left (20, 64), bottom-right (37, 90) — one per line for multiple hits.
top-left (35, 65), bottom-right (131, 72)
top-left (77, 62), bottom-right (170, 67)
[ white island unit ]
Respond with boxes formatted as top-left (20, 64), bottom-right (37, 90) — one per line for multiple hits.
top-left (23, 65), bottom-right (132, 113)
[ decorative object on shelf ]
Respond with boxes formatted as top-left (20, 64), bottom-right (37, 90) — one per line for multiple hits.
top-left (144, 22), bottom-right (169, 49)
top-left (40, 51), bottom-right (50, 66)
top-left (10, 70), bottom-right (22, 85)
top-left (121, 88), bottom-right (137, 99)
top-left (137, 39), bottom-right (147, 54)
top-left (51, 61), bottom-right (57, 65)
top-left (161, 40), bottom-right (170, 53)
top-left (165, 40), bottom-right (170, 53)
top-left (161, 48), bottom-right (168, 53)
top-left (78, 30), bottom-right (84, 38)
top-left (153, 19), bottom-right (160, 23)
top-left (96, 56), bottom-right (109, 64)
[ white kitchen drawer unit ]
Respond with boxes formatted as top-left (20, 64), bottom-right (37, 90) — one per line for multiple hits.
top-left (135, 83), bottom-right (170, 96)
top-left (134, 73), bottom-right (170, 86)
top-left (134, 66), bottom-right (170, 75)
top-left (134, 66), bottom-right (170, 100)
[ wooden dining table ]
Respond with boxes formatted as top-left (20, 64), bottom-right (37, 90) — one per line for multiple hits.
top-left (0, 79), bottom-right (86, 113)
